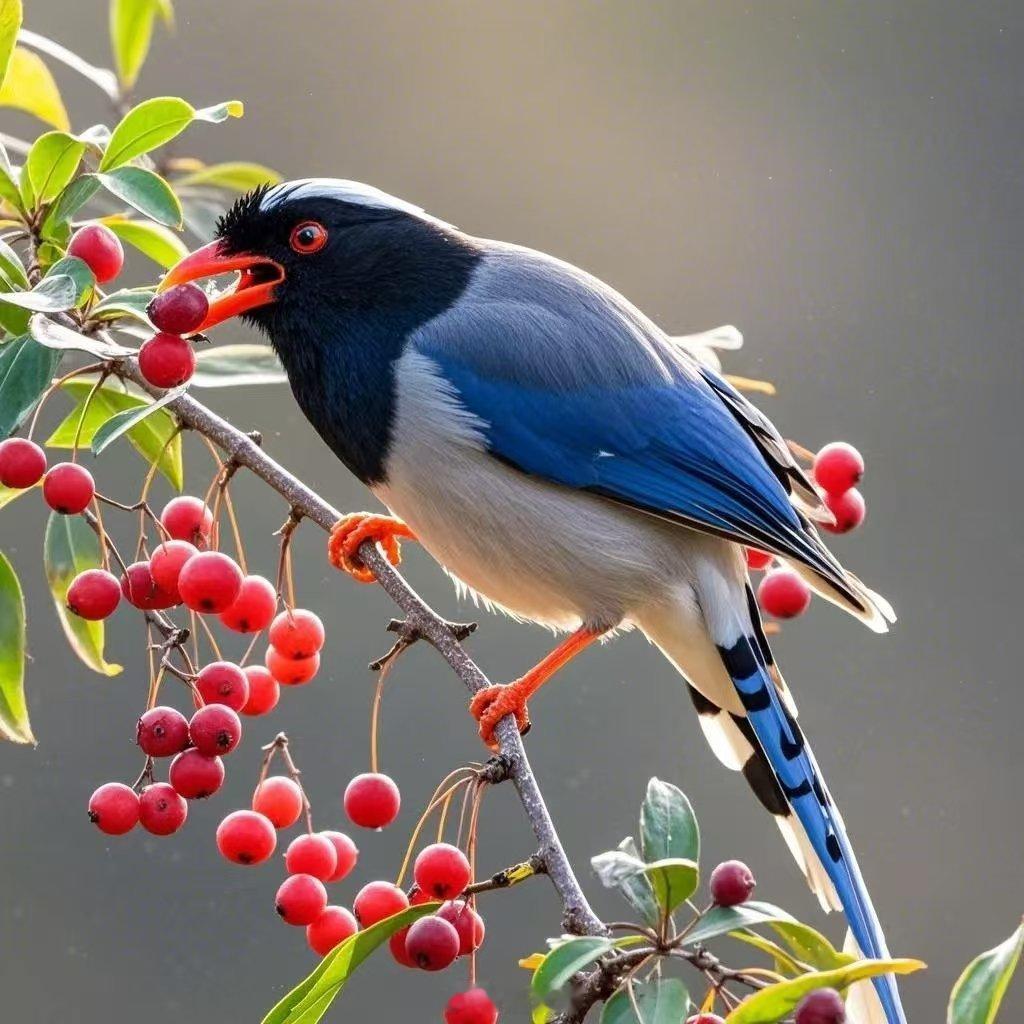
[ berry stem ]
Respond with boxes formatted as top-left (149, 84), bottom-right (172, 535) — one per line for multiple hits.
top-left (274, 509), bottom-right (302, 611)
top-left (258, 733), bottom-right (314, 834)
top-left (25, 360), bottom-right (107, 442)
top-left (70, 369), bottom-right (111, 461)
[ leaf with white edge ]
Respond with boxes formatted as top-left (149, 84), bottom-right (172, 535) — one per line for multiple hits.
top-left (191, 345), bottom-right (287, 387)
top-left (0, 273), bottom-right (76, 311)
top-left (25, 130), bottom-right (84, 205)
top-left (109, 0), bottom-right (173, 90)
top-left (101, 216), bottom-right (187, 268)
top-left (684, 901), bottom-right (796, 946)
top-left (175, 161), bottom-right (281, 191)
top-left (0, 334), bottom-right (59, 437)
top-left (0, 551), bottom-right (31, 743)
top-left (91, 385), bottom-right (184, 455)
top-left (601, 979), bottom-right (690, 1024)
top-left (0, 45), bottom-right (69, 130)
top-left (640, 777), bottom-right (699, 864)
top-left (192, 99), bottom-right (243, 122)
top-left (96, 167), bottom-right (182, 227)
top-left (612, 837), bottom-right (660, 928)
top-left (17, 28), bottom-right (118, 100)
top-left (725, 959), bottom-right (926, 1024)
top-left (44, 257), bottom-right (93, 304)
top-left (531, 936), bottom-right (614, 1012)
top-left (29, 313), bottom-right (133, 357)
top-left (261, 903), bottom-right (439, 1024)
top-left (770, 921), bottom-right (856, 972)
top-left (592, 848), bottom-right (647, 889)
top-left (0, 235), bottom-right (27, 288)
top-left (641, 858), bottom-right (699, 915)
top-left (948, 922), bottom-right (1024, 1024)
top-left (90, 287), bottom-right (155, 325)
top-left (41, 175), bottom-right (100, 234)
top-left (0, 0), bottom-right (22, 90)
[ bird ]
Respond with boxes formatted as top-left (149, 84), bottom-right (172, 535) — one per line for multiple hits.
top-left (161, 178), bottom-right (905, 1023)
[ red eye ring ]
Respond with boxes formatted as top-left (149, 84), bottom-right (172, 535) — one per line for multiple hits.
top-left (289, 221), bottom-right (328, 254)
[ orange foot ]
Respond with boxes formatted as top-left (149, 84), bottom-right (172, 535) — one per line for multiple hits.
top-left (469, 682), bottom-right (532, 751)
top-left (328, 513), bottom-right (416, 583)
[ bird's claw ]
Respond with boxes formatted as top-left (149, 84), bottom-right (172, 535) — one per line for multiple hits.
top-left (328, 513), bottom-right (414, 583)
top-left (469, 683), bottom-right (532, 751)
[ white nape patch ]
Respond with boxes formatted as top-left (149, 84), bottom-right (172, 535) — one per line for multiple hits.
top-left (259, 178), bottom-right (427, 219)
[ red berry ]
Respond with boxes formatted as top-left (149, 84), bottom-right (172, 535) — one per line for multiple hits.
top-left (67, 568), bottom-right (121, 619)
top-left (306, 906), bottom-right (358, 956)
top-left (686, 1016), bottom-right (726, 1024)
top-left (147, 283), bottom-right (209, 334)
top-left (276, 873), bottom-right (328, 926)
top-left (437, 900), bottom-right (485, 956)
top-left (344, 773), bottom-right (401, 829)
top-left (88, 781), bottom-right (139, 835)
top-left (177, 551), bottom-right (243, 613)
top-left (219, 574), bottom-right (277, 633)
top-left (149, 540), bottom-right (197, 596)
top-left (285, 833), bottom-right (338, 881)
top-left (138, 332), bottom-right (196, 389)
top-left (189, 704), bottom-right (242, 756)
top-left (813, 442), bottom-right (864, 495)
top-left (268, 608), bottom-right (325, 659)
top-left (404, 915), bottom-right (459, 971)
top-left (160, 496), bottom-right (213, 546)
top-left (757, 567), bottom-right (812, 620)
top-left (414, 843), bottom-right (472, 900)
top-left (139, 782), bottom-right (188, 835)
top-left (216, 809), bottom-right (276, 865)
top-left (169, 749), bottom-right (225, 799)
top-left (120, 560), bottom-right (178, 610)
top-left (709, 859), bottom-right (756, 907)
top-left (67, 224), bottom-right (123, 283)
top-left (196, 661), bottom-right (249, 711)
top-left (352, 880), bottom-right (408, 927)
top-left (136, 705), bottom-right (190, 757)
top-left (0, 437), bottom-right (46, 488)
top-left (265, 647), bottom-right (320, 686)
top-left (745, 547), bottom-right (773, 571)
top-left (794, 988), bottom-right (846, 1024)
top-left (389, 926), bottom-right (418, 967)
top-left (322, 830), bottom-right (358, 882)
top-left (252, 776), bottom-right (304, 828)
top-left (240, 665), bottom-right (279, 716)
top-left (42, 462), bottom-right (94, 514)
top-left (822, 488), bottom-right (866, 534)
top-left (445, 988), bottom-right (499, 1024)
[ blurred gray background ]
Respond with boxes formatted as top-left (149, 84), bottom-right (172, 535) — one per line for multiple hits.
top-left (2, 2), bottom-right (1021, 1021)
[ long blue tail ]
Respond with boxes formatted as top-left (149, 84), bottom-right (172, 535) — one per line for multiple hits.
top-left (716, 628), bottom-right (907, 1024)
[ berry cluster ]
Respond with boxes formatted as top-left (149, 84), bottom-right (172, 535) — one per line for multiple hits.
top-left (136, 284), bottom-right (210, 389)
top-left (0, 437), bottom-right (95, 514)
top-left (749, 441), bottom-right (869, 621)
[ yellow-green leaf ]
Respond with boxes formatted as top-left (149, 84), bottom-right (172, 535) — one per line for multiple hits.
top-left (25, 131), bottom-right (85, 205)
top-left (109, 0), bottom-right (173, 90)
top-left (0, 481), bottom-right (35, 509)
top-left (175, 160), bottom-right (281, 192)
top-left (531, 936), bottom-right (615, 1017)
top-left (725, 959), bottom-right (926, 1024)
top-left (100, 216), bottom-right (186, 268)
top-left (0, 0), bottom-right (22, 90)
top-left (948, 922), bottom-right (1024, 1024)
top-left (0, 551), bottom-right (32, 742)
top-left (42, 513), bottom-right (121, 677)
top-left (0, 46), bottom-right (69, 130)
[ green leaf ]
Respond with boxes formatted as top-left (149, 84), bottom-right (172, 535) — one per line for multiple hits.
top-left (592, 848), bottom-right (647, 889)
top-left (47, 379), bottom-right (183, 489)
top-left (769, 921), bottom-right (855, 972)
top-left (0, 273), bottom-right (77, 311)
top-left (91, 385), bottom-right (184, 455)
top-left (25, 131), bottom-right (84, 205)
top-left (0, 0), bottom-right (22, 90)
top-left (30, 312), bottom-right (134, 358)
top-left (191, 344), bottom-right (287, 387)
top-left (0, 45), bottom-right (69, 130)
top-left (531, 936), bottom-right (614, 1011)
top-left (601, 979), bottom-right (689, 1024)
top-left (0, 334), bottom-right (59, 437)
top-left (90, 286), bottom-right (155, 324)
top-left (0, 236), bottom-right (28, 288)
top-left (101, 216), bottom-right (187, 268)
top-left (0, 551), bottom-right (32, 743)
top-left (95, 167), bottom-right (182, 227)
top-left (685, 901), bottom-right (796, 946)
top-left (43, 513), bottom-right (121, 676)
top-left (0, 480), bottom-right (36, 509)
top-left (175, 160), bottom-right (281, 191)
top-left (640, 777), bottom-right (699, 864)
top-left (725, 959), bottom-right (926, 1024)
top-left (729, 931), bottom-right (809, 977)
top-left (262, 903), bottom-right (439, 1024)
top-left (613, 837), bottom-right (661, 928)
top-left (109, 0), bottom-right (173, 90)
top-left (948, 922), bottom-right (1024, 1024)
top-left (641, 858), bottom-right (699, 915)
top-left (41, 175), bottom-right (100, 235)
top-left (44, 257), bottom-right (94, 305)
top-left (0, 146), bottom-right (24, 215)
top-left (100, 96), bottom-right (237, 171)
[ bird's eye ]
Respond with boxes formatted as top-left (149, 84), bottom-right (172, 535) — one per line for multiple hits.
top-left (289, 221), bottom-right (328, 254)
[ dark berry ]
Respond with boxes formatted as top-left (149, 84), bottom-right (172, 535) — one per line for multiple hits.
top-left (344, 773), bottom-right (400, 829)
top-left (758, 567), bottom-right (812, 620)
top-left (177, 551), bottom-right (243, 613)
top-left (149, 540), bottom-right (197, 596)
top-left (268, 609), bottom-right (325, 659)
top-left (0, 437), bottom-right (46, 488)
top-left (88, 782), bottom-right (139, 835)
top-left (404, 915), bottom-right (459, 971)
top-left (265, 647), bottom-right (320, 686)
top-left (138, 332), bottom-right (196, 388)
top-left (147, 283), bottom-right (209, 334)
top-left (321, 830), bottom-right (358, 882)
top-left (188, 704), bottom-right (242, 756)
top-left (252, 776), bottom-right (303, 828)
top-left (67, 224), bottom-right (123, 283)
top-left (306, 906), bottom-right (358, 956)
top-left (813, 442), bottom-right (864, 495)
top-left (445, 988), bottom-right (499, 1024)
top-left (42, 462), bottom-right (94, 514)
top-left (196, 661), bottom-right (249, 711)
top-left (160, 496), bottom-right (213, 546)
top-left (136, 705), bottom-right (190, 757)
top-left (67, 569), bottom-right (121, 619)
top-left (219, 574), bottom-right (277, 633)
top-left (822, 488), bottom-right (866, 534)
top-left (794, 988), bottom-right (846, 1024)
top-left (139, 782), bottom-right (188, 835)
top-left (285, 833), bottom-right (338, 881)
top-left (120, 560), bottom-right (178, 610)
top-left (437, 900), bottom-right (485, 956)
top-left (216, 809), bottom-right (276, 865)
top-left (169, 749), bottom-right (225, 799)
top-left (240, 665), bottom-right (279, 716)
top-left (709, 859), bottom-right (756, 907)
top-left (276, 873), bottom-right (328, 926)
top-left (414, 843), bottom-right (472, 900)
top-left (352, 880), bottom-right (408, 927)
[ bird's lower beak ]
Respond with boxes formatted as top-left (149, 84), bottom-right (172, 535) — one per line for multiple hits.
top-left (158, 240), bottom-right (284, 331)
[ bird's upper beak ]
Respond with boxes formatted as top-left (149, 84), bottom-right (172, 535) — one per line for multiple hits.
top-left (158, 240), bottom-right (285, 331)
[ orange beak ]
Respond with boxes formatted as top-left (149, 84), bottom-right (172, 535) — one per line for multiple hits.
top-left (158, 240), bottom-right (284, 331)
